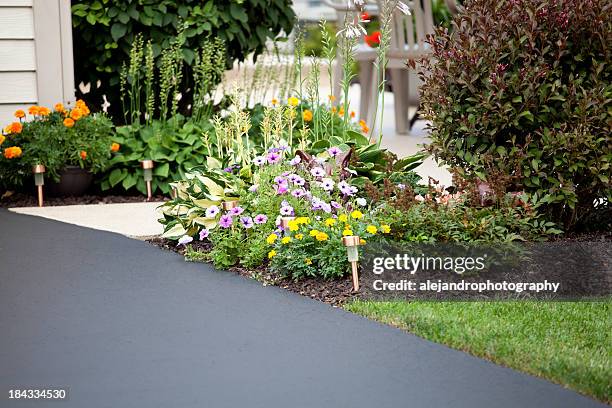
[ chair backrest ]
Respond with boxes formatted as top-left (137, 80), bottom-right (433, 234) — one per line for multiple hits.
top-left (382, 0), bottom-right (435, 57)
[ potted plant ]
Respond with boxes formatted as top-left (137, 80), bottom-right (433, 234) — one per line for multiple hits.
top-left (0, 100), bottom-right (115, 196)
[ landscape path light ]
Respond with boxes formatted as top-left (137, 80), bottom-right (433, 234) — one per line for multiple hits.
top-left (279, 216), bottom-right (295, 235)
top-left (141, 160), bottom-right (154, 200)
top-left (221, 200), bottom-right (239, 211)
top-left (32, 164), bottom-right (45, 207)
top-left (342, 235), bottom-right (361, 292)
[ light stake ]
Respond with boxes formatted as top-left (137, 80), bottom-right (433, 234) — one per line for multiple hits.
top-left (32, 164), bottom-right (45, 207)
top-left (141, 160), bottom-right (154, 200)
top-left (221, 200), bottom-right (239, 211)
top-left (279, 216), bottom-right (295, 234)
top-left (342, 235), bottom-right (361, 292)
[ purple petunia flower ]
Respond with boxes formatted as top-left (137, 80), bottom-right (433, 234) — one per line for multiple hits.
top-left (310, 167), bottom-right (325, 178)
top-left (267, 152), bottom-right (281, 164)
top-left (274, 176), bottom-right (286, 184)
top-left (205, 205), bottom-right (220, 218)
top-left (230, 206), bottom-right (244, 216)
top-left (320, 178), bottom-right (335, 192)
top-left (219, 214), bottom-right (233, 228)
top-left (240, 216), bottom-right (254, 229)
top-left (291, 188), bottom-right (306, 198)
top-left (178, 235), bottom-right (193, 246)
top-left (289, 155), bottom-right (301, 166)
top-left (253, 156), bottom-right (266, 166)
top-left (331, 201), bottom-right (342, 210)
top-left (287, 173), bottom-right (299, 183)
top-left (328, 146), bottom-right (342, 157)
top-left (199, 229), bottom-right (210, 240)
top-left (397, 183), bottom-right (406, 190)
top-left (254, 214), bottom-right (268, 224)
top-left (275, 182), bottom-right (289, 195)
top-left (293, 176), bottom-right (305, 186)
top-left (338, 181), bottom-right (356, 196)
top-left (280, 205), bottom-right (294, 216)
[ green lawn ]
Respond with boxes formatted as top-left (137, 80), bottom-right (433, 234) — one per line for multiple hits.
top-left (345, 300), bottom-right (611, 403)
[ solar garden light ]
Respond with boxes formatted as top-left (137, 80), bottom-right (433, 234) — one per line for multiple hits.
top-left (32, 164), bottom-right (45, 207)
top-left (221, 200), bottom-right (239, 211)
top-left (141, 160), bottom-right (154, 200)
top-left (342, 235), bottom-right (361, 292)
top-left (279, 216), bottom-right (295, 235)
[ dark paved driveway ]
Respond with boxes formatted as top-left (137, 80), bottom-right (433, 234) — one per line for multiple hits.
top-left (0, 210), bottom-right (605, 407)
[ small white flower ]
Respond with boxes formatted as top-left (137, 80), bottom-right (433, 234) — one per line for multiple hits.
top-left (178, 235), bottom-right (193, 246)
top-left (356, 197), bottom-right (367, 206)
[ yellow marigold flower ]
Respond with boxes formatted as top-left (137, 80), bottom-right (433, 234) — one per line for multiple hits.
top-left (328, 94), bottom-right (336, 102)
top-left (302, 109), bottom-right (313, 122)
top-left (309, 229), bottom-right (319, 237)
top-left (266, 233), bottom-right (278, 245)
top-left (14, 109), bottom-right (25, 119)
top-left (338, 214), bottom-right (348, 223)
top-left (315, 231), bottom-right (329, 241)
top-left (0, 135), bottom-right (5, 145)
top-left (342, 229), bottom-right (353, 236)
top-left (54, 103), bottom-right (65, 112)
top-left (70, 108), bottom-right (83, 121)
top-left (359, 119), bottom-right (366, 127)
top-left (281, 236), bottom-right (292, 244)
top-left (338, 107), bottom-right (345, 116)
top-left (331, 106), bottom-right (337, 114)
top-left (305, 258), bottom-right (312, 265)
top-left (360, 238), bottom-right (367, 245)
top-left (287, 96), bottom-right (299, 107)
top-left (295, 233), bottom-right (304, 240)
top-left (268, 250), bottom-right (277, 259)
top-left (366, 225), bottom-right (378, 234)
top-left (296, 217), bottom-right (310, 225)
top-left (28, 106), bottom-right (39, 115)
top-left (288, 220), bottom-right (299, 232)
top-left (63, 118), bottom-right (75, 128)
top-left (351, 210), bottom-right (363, 219)
top-left (271, 98), bottom-right (278, 106)
top-left (4, 122), bottom-right (22, 134)
top-left (325, 218), bottom-right (336, 227)
top-left (111, 142), bottom-right (120, 152)
top-left (381, 224), bottom-right (391, 234)
top-left (38, 107), bottom-right (51, 116)
top-left (3, 146), bottom-right (22, 159)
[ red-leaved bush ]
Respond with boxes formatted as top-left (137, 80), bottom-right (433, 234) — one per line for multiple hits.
top-left (419, 0), bottom-right (611, 229)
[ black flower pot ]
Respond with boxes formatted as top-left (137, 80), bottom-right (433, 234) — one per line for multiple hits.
top-left (46, 166), bottom-right (93, 197)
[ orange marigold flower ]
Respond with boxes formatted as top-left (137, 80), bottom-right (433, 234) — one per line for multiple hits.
top-left (302, 109), bottom-right (313, 122)
top-left (81, 105), bottom-right (90, 116)
top-left (4, 122), bottom-right (22, 134)
top-left (350, 111), bottom-right (356, 118)
top-left (80, 150), bottom-right (87, 160)
top-left (63, 118), bottom-right (75, 128)
top-left (331, 106), bottom-right (337, 114)
top-left (338, 107), bottom-right (345, 116)
top-left (70, 108), bottom-right (83, 121)
top-left (361, 125), bottom-right (369, 134)
top-left (14, 109), bottom-right (25, 119)
top-left (359, 119), bottom-right (367, 127)
top-left (111, 142), bottom-right (120, 152)
top-left (75, 99), bottom-right (87, 108)
top-left (4, 146), bottom-right (22, 159)
top-left (328, 94), bottom-right (336, 102)
top-left (54, 103), bottom-right (65, 112)
top-left (38, 106), bottom-right (51, 116)
top-left (271, 98), bottom-right (278, 106)
top-left (28, 106), bottom-right (39, 116)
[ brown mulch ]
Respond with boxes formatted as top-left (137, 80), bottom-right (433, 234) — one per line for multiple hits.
top-left (0, 192), bottom-right (168, 208)
top-left (146, 237), bottom-right (361, 307)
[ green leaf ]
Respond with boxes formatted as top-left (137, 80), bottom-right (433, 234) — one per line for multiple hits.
top-left (110, 23), bottom-right (127, 41)
top-left (109, 168), bottom-right (126, 187)
top-left (154, 162), bottom-right (170, 178)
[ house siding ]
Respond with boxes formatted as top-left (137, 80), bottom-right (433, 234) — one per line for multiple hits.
top-left (0, 0), bottom-right (74, 125)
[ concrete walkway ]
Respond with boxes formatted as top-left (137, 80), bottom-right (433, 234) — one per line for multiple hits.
top-left (0, 210), bottom-right (604, 407)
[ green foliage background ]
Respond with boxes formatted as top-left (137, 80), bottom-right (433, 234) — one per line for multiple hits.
top-left (71, 0), bottom-right (295, 119)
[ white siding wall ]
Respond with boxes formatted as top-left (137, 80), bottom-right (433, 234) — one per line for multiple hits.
top-left (0, 0), bottom-right (74, 125)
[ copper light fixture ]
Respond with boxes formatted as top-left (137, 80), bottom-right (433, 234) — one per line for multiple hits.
top-left (221, 200), bottom-right (239, 211)
top-left (342, 235), bottom-right (361, 292)
top-left (279, 216), bottom-right (295, 233)
top-left (32, 164), bottom-right (46, 207)
top-left (141, 160), bottom-right (154, 200)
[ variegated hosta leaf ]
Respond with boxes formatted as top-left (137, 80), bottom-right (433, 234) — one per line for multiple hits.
top-left (161, 222), bottom-right (187, 239)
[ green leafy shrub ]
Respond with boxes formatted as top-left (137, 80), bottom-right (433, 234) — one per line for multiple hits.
top-left (71, 0), bottom-right (295, 118)
top-left (101, 116), bottom-right (215, 195)
top-left (0, 103), bottom-right (114, 189)
top-left (420, 0), bottom-right (612, 229)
